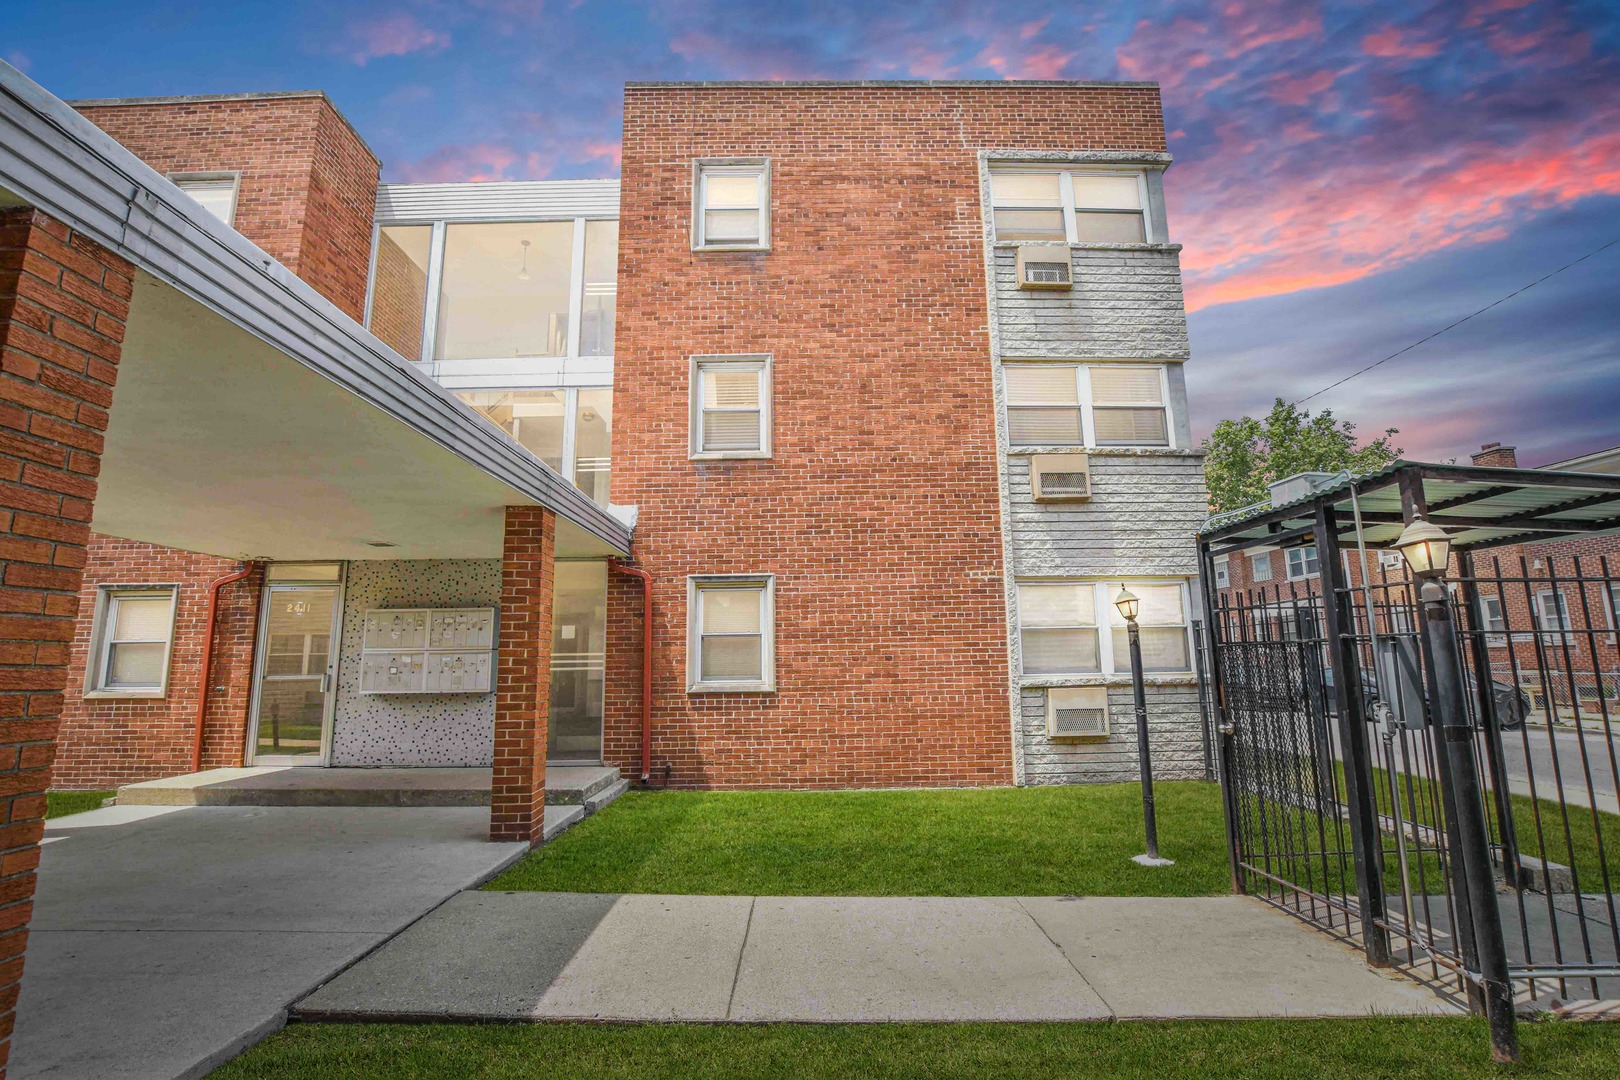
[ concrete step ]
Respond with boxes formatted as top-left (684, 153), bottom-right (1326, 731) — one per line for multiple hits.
top-left (543, 766), bottom-right (621, 806)
top-left (584, 777), bottom-right (631, 815)
top-left (541, 804), bottom-right (586, 842)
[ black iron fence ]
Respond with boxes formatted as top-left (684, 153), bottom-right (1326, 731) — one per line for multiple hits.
top-left (1201, 550), bottom-right (1620, 1029)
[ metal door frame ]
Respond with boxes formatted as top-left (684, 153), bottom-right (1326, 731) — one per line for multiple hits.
top-left (246, 568), bottom-right (346, 766)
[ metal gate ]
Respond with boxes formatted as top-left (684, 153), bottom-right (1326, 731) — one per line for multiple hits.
top-left (1199, 461), bottom-right (1620, 1061)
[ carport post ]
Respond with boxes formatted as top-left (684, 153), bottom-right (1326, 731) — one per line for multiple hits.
top-left (1313, 504), bottom-right (1392, 967)
top-left (490, 506), bottom-right (557, 844)
top-left (0, 208), bottom-right (133, 1075)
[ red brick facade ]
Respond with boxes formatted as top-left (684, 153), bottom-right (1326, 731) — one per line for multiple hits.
top-left (491, 507), bottom-right (555, 843)
top-left (51, 94), bottom-right (380, 790)
top-left (606, 84), bottom-right (1167, 789)
top-left (0, 205), bottom-right (133, 1076)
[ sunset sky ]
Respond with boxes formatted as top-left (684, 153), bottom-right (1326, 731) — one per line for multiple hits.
top-left (8, 0), bottom-right (1618, 465)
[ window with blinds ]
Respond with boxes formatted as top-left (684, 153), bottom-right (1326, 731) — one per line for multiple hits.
top-left (1090, 366), bottom-right (1168, 446)
top-left (1107, 583), bottom-right (1191, 672)
top-left (1018, 584), bottom-right (1100, 675)
top-left (88, 587), bottom-right (177, 695)
top-left (1005, 364), bottom-right (1172, 448)
top-left (990, 167), bottom-right (1150, 244)
top-left (695, 161), bottom-right (770, 249)
top-left (691, 357), bottom-right (771, 457)
top-left (689, 576), bottom-right (776, 691)
top-left (1005, 366), bottom-right (1083, 445)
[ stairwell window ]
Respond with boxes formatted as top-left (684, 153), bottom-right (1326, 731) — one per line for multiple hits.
top-left (1018, 584), bottom-right (1100, 675)
top-left (688, 576), bottom-right (776, 692)
top-left (991, 167), bottom-right (1151, 244)
top-left (694, 160), bottom-right (770, 250)
top-left (85, 587), bottom-right (178, 697)
top-left (691, 356), bottom-right (771, 458)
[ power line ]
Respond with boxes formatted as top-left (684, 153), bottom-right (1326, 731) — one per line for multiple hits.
top-left (1291, 235), bottom-right (1620, 406)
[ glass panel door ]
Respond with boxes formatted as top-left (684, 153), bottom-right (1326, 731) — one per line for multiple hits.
top-left (549, 561), bottom-right (606, 763)
top-left (251, 584), bottom-right (340, 764)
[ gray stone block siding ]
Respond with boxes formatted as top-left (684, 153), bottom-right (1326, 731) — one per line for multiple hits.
top-left (980, 150), bottom-right (1210, 786)
top-left (992, 246), bottom-right (1190, 361)
top-left (1019, 685), bottom-right (1206, 786)
top-left (1007, 451), bottom-right (1205, 579)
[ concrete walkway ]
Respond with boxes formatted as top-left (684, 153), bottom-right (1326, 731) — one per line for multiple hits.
top-left (13, 805), bottom-right (530, 1080)
top-left (297, 892), bottom-right (1455, 1023)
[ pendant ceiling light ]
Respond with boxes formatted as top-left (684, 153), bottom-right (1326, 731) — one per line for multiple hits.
top-left (517, 238), bottom-right (531, 281)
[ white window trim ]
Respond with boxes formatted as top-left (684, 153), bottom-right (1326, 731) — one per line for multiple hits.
top-left (1535, 589), bottom-right (1572, 636)
top-left (1479, 594), bottom-right (1506, 632)
top-left (687, 575), bottom-right (777, 693)
top-left (84, 585), bottom-right (179, 699)
top-left (169, 171), bottom-right (241, 227)
top-left (1017, 579), bottom-right (1194, 678)
top-left (692, 159), bottom-right (771, 252)
top-left (689, 355), bottom-right (773, 460)
top-left (1286, 546), bottom-right (1321, 582)
top-left (1606, 583), bottom-right (1620, 644)
top-left (1249, 550), bottom-right (1275, 583)
top-left (990, 166), bottom-right (1154, 245)
top-left (1004, 362), bottom-right (1174, 450)
top-left (1213, 556), bottom-right (1230, 589)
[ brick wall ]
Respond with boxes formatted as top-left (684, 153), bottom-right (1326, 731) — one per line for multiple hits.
top-left (368, 230), bottom-right (427, 360)
top-left (608, 83), bottom-right (1166, 789)
top-left (52, 93), bottom-right (379, 789)
top-left (491, 507), bottom-right (555, 843)
top-left (0, 205), bottom-right (132, 1077)
top-left (74, 93), bottom-right (379, 321)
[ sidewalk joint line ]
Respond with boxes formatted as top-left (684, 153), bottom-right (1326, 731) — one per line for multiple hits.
top-left (1014, 897), bottom-right (1115, 1018)
top-left (726, 896), bottom-right (757, 1020)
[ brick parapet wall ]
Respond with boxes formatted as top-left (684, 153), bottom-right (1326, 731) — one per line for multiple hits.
top-left (0, 205), bottom-right (131, 1077)
top-left (611, 84), bottom-right (1166, 789)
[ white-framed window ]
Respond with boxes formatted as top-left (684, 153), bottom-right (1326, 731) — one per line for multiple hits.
top-left (1004, 364), bottom-right (1172, 448)
top-left (1607, 583), bottom-right (1620, 642)
top-left (85, 586), bottom-right (178, 697)
top-left (1018, 580), bottom-right (1193, 676)
top-left (170, 172), bottom-right (240, 226)
top-left (1213, 556), bottom-right (1230, 589)
top-left (1535, 590), bottom-right (1571, 635)
top-left (690, 356), bottom-right (771, 458)
top-left (1286, 546), bottom-right (1321, 581)
top-left (990, 167), bottom-right (1151, 244)
top-left (1478, 594), bottom-right (1506, 633)
top-left (1249, 551), bottom-right (1274, 582)
top-left (688, 575), bottom-right (776, 692)
top-left (694, 159), bottom-right (770, 250)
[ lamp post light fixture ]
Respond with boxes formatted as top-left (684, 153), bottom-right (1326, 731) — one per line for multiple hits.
top-left (1114, 587), bottom-right (1173, 868)
top-left (1393, 515), bottom-right (1518, 1062)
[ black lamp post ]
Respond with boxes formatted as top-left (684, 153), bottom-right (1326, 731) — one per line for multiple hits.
top-left (1394, 515), bottom-right (1517, 1062)
top-left (1115, 587), bottom-right (1173, 868)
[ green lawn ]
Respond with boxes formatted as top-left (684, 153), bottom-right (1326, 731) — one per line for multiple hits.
top-left (46, 790), bottom-right (112, 818)
top-left (211, 1019), bottom-right (1620, 1079)
top-left (488, 782), bottom-right (1232, 896)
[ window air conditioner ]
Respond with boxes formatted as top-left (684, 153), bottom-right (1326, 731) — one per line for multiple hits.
top-left (1047, 687), bottom-right (1110, 738)
top-left (1031, 453), bottom-right (1091, 501)
top-left (1016, 244), bottom-right (1073, 290)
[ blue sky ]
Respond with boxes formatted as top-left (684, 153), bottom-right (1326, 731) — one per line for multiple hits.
top-left (7, 0), bottom-right (1619, 465)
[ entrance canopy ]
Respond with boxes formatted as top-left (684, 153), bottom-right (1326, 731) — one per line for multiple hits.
top-left (1200, 460), bottom-right (1620, 555)
top-left (0, 64), bottom-right (630, 561)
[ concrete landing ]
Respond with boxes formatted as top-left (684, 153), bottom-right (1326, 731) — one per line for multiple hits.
top-left (114, 764), bottom-right (624, 811)
top-left (296, 893), bottom-right (1455, 1024)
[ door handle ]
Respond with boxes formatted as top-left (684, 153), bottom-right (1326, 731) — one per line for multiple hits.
top-left (320, 673), bottom-right (331, 694)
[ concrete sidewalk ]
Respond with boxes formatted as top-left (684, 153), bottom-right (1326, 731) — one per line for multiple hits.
top-left (14, 805), bottom-right (530, 1080)
top-left (297, 892), bottom-right (1455, 1023)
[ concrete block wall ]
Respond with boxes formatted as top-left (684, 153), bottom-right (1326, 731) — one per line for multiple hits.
top-left (1018, 685), bottom-right (1206, 785)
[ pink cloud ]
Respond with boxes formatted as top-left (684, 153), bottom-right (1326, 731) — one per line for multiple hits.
top-left (4, 51), bottom-right (30, 73)
top-left (1361, 27), bottom-right (1442, 59)
top-left (397, 142), bottom-right (520, 183)
top-left (1266, 69), bottom-right (1338, 106)
top-left (345, 14), bottom-right (450, 66)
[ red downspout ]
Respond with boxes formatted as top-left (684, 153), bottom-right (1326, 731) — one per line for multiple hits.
top-left (608, 560), bottom-right (653, 783)
top-left (192, 562), bottom-right (258, 772)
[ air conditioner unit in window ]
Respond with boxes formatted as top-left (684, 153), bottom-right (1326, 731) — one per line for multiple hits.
top-left (1047, 687), bottom-right (1110, 739)
top-left (1016, 244), bottom-right (1073, 290)
top-left (1031, 453), bottom-right (1091, 501)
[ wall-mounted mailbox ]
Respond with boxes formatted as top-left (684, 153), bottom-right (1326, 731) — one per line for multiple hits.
top-left (360, 607), bottom-right (497, 694)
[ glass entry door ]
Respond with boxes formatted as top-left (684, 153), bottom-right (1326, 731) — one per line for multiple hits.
top-left (250, 584), bottom-right (341, 764)
top-left (549, 561), bottom-right (606, 763)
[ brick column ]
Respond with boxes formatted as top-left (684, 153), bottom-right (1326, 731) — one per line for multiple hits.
top-left (0, 207), bottom-right (131, 1075)
top-left (490, 506), bottom-right (556, 843)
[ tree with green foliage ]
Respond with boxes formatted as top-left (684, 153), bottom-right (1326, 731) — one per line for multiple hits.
top-left (1201, 399), bottom-right (1402, 514)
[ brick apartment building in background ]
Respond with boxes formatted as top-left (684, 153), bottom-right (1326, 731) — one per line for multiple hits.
top-left (36, 78), bottom-right (1206, 797)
